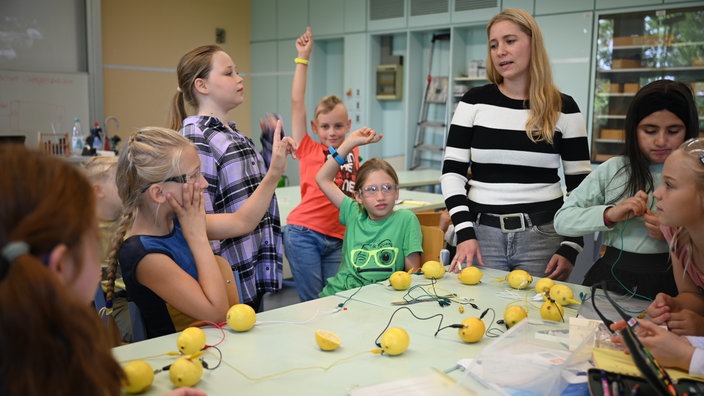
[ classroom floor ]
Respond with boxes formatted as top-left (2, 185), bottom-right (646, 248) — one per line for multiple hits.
top-left (262, 279), bottom-right (300, 311)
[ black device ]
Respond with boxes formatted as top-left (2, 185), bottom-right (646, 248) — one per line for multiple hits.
top-left (588, 282), bottom-right (704, 396)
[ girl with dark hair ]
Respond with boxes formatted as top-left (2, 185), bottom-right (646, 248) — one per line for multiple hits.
top-left (554, 79), bottom-right (699, 299)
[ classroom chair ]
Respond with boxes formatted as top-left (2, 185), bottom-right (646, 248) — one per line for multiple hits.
top-left (415, 210), bottom-right (443, 227)
top-left (420, 225), bottom-right (445, 263)
top-left (93, 285), bottom-right (146, 342)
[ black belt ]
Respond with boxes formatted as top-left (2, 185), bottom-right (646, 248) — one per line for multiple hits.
top-left (475, 211), bottom-right (554, 232)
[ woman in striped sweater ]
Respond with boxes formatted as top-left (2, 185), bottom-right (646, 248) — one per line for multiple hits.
top-left (440, 8), bottom-right (591, 280)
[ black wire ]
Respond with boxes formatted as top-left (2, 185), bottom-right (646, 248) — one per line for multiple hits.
top-left (373, 306), bottom-right (452, 346)
top-left (479, 308), bottom-right (504, 338)
top-left (203, 345), bottom-right (222, 370)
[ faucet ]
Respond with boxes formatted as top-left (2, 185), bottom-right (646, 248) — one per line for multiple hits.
top-left (104, 116), bottom-right (120, 150)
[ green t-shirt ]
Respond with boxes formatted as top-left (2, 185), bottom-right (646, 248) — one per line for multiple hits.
top-left (320, 196), bottom-right (423, 297)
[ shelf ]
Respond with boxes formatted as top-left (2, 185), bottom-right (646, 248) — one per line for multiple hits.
top-left (612, 41), bottom-right (704, 50)
top-left (594, 115), bottom-right (626, 120)
top-left (594, 139), bottom-right (625, 144)
top-left (596, 66), bottom-right (704, 73)
top-left (590, 5), bottom-right (704, 163)
top-left (454, 76), bottom-right (488, 82)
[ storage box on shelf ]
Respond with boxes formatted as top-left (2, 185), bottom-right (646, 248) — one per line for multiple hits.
top-left (591, 6), bottom-right (704, 163)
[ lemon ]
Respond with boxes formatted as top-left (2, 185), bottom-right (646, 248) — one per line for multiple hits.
top-left (380, 327), bottom-right (410, 356)
top-left (534, 277), bottom-right (555, 294)
top-left (458, 266), bottom-right (483, 285)
top-left (422, 260), bottom-right (446, 279)
top-left (177, 327), bottom-right (206, 355)
top-left (226, 304), bottom-right (256, 332)
top-left (389, 271), bottom-right (412, 290)
top-left (169, 356), bottom-right (203, 388)
top-left (121, 360), bottom-right (154, 394)
top-left (506, 269), bottom-right (533, 289)
top-left (315, 329), bottom-right (341, 351)
top-left (540, 300), bottom-right (565, 322)
top-left (503, 305), bottom-right (528, 328)
top-left (458, 317), bottom-right (485, 343)
top-left (549, 284), bottom-right (580, 306)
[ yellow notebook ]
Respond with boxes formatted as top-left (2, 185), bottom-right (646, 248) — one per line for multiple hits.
top-left (592, 347), bottom-right (700, 381)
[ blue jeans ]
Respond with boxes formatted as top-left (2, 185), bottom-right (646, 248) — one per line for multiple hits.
top-left (283, 225), bottom-right (343, 301)
top-left (473, 215), bottom-right (563, 277)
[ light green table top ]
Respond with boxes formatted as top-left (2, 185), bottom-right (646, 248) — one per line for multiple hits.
top-left (113, 268), bottom-right (600, 396)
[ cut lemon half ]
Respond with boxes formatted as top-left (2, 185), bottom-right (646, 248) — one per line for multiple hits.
top-left (315, 329), bottom-right (341, 351)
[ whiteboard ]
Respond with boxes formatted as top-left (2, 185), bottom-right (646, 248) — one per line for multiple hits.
top-left (0, 70), bottom-right (89, 149)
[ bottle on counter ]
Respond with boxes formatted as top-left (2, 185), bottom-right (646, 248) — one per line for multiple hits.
top-left (71, 117), bottom-right (85, 156)
top-left (91, 121), bottom-right (103, 151)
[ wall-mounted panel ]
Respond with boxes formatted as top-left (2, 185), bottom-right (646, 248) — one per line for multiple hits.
top-left (276, 0), bottom-right (308, 39)
top-left (536, 12), bottom-right (593, 118)
top-left (251, 0), bottom-right (277, 41)
top-left (535, 0), bottom-right (594, 15)
top-left (501, 0), bottom-right (534, 12)
top-left (310, 0), bottom-right (345, 37)
top-left (368, 0), bottom-right (407, 31)
top-left (345, 0), bottom-right (367, 33)
top-left (451, 0), bottom-right (499, 23)
top-left (595, 0), bottom-right (661, 9)
top-left (408, 0), bottom-right (450, 27)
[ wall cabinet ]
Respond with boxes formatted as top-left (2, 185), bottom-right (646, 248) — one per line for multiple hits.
top-left (591, 6), bottom-right (704, 162)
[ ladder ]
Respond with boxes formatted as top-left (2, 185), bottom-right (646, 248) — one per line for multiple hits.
top-left (411, 32), bottom-right (451, 170)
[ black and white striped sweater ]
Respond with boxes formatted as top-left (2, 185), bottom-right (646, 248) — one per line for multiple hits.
top-left (440, 84), bottom-right (592, 262)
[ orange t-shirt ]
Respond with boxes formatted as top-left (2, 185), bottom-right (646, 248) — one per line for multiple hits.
top-left (286, 134), bottom-right (359, 239)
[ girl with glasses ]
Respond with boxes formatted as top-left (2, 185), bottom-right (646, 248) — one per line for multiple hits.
top-left (106, 126), bottom-right (295, 338)
top-left (315, 128), bottom-right (423, 296)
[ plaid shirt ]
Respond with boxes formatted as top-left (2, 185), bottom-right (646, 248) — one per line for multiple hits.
top-left (181, 116), bottom-right (282, 303)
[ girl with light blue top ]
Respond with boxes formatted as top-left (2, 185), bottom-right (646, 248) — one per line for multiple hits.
top-left (554, 79), bottom-right (699, 299)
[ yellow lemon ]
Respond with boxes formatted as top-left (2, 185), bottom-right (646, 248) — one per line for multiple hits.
top-left (458, 317), bottom-right (485, 343)
top-left (540, 300), bottom-right (565, 322)
top-left (389, 271), bottom-right (412, 290)
top-left (226, 304), bottom-right (256, 332)
top-left (549, 284), bottom-right (580, 306)
top-left (380, 327), bottom-right (410, 356)
top-left (169, 356), bottom-right (203, 387)
top-left (506, 269), bottom-right (533, 289)
top-left (315, 329), bottom-right (341, 351)
top-left (534, 277), bottom-right (555, 294)
top-left (177, 327), bottom-right (206, 355)
top-left (458, 266), bottom-right (483, 285)
top-left (422, 260), bottom-right (446, 279)
top-left (503, 305), bottom-right (528, 328)
top-left (121, 360), bottom-right (154, 394)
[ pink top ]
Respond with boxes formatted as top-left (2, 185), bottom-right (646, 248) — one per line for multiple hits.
top-left (662, 226), bottom-right (704, 290)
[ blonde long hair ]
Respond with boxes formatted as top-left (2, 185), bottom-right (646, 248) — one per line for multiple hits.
top-left (486, 8), bottom-right (562, 145)
top-left (670, 139), bottom-right (704, 277)
top-left (105, 127), bottom-right (194, 311)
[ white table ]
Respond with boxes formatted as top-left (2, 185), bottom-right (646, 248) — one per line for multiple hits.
top-left (113, 269), bottom-right (593, 395)
top-left (396, 168), bottom-right (441, 188)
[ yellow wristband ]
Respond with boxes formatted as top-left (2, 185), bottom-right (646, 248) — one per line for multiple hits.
top-left (294, 57), bottom-right (309, 65)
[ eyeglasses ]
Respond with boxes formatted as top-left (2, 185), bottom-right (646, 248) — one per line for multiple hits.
top-left (359, 183), bottom-right (398, 196)
top-left (350, 247), bottom-right (399, 268)
top-left (140, 170), bottom-right (202, 194)
top-left (682, 138), bottom-right (704, 166)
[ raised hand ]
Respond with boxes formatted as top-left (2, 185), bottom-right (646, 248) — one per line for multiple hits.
top-left (268, 119), bottom-right (298, 178)
top-left (346, 127), bottom-right (383, 148)
top-left (296, 26), bottom-right (313, 59)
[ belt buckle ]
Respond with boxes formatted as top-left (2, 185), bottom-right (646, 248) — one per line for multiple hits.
top-left (499, 213), bottom-right (525, 233)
